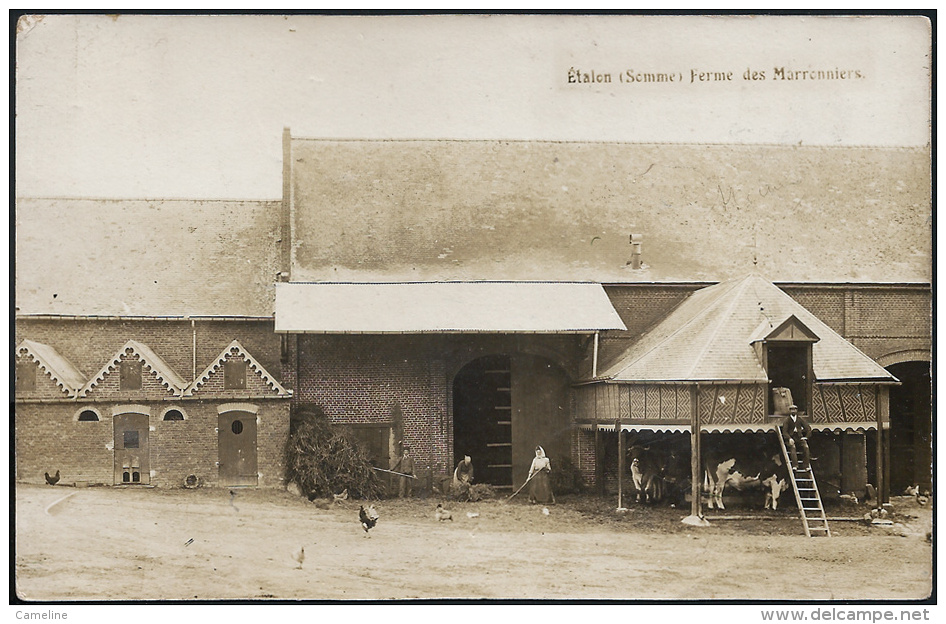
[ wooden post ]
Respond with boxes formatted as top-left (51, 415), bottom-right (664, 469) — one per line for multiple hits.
top-left (617, 416), bottom-right (624, 509)
top-left (594, 387), bottom-right (603, 497)
top-left (691, 384), bottom-right (701, 518)
top-left (681, 383), bottom-right (708, 526)
top-left (875, 386), bottom-right (885, 508)
top-left (877, 386), bottom-right (890, 505)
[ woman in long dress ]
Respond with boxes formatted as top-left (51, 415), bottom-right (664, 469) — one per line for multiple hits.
top-left (528, 446), bottom-right (554, 504)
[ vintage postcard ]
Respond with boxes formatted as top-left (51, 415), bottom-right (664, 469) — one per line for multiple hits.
top-left (11, 13), bottom-right (933, 613)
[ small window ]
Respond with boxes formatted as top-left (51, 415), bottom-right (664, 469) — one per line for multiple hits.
top-left (163, 409), bottom-right (184, 421)
top-left (224, 359), bottom-right (247, 390)
top-left (231, 419), bottom-right (244, 435)
top-left (15, 361), bottom-right (37, 392)
top-left (78, 410), bottom-right (99, 422)
top-left (120, 360), bottom-right (143, 391)
top-left (123, 430), bottom-right (140, 449)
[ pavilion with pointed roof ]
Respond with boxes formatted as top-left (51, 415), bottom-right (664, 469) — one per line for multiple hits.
top-left (573, 275), bottom-right (900, 515)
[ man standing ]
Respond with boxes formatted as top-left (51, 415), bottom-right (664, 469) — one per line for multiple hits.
top-left (393, 444), bottom-right (415, 498)
top-left (780, 404), bottom-right (812, 470)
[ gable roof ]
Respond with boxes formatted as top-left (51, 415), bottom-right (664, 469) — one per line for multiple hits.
top-left (185, 340), bottom-right (291, 397)
top-left (593, 275), bottom-right (897, 383)
top-left (15, 197), bottom-right (281, 317)
top-left (80, 340), bottom-right (188, 397)
top-left (289, 138), bottom-right (931, 283)
top-left (16, 340), bottom-right (87, 397)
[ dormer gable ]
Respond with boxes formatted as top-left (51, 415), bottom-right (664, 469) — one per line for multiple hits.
top-left (749, 314), bottom-right (821, 346)
top-left (79, 340), bottom-right (186, 398)
top-left (185, 340), bottom-right (291, 398)
top-left (15, 340), bottom-right (87, 398)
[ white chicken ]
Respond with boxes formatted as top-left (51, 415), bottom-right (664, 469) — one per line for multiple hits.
top-left (435, 503), bottom-right (453, 522)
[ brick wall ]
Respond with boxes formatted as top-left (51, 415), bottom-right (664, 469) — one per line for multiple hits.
top-left (597, 283), bottom-right (931, 365)
top-left (15, 403), bottom-right (113, 485)
top-left (776, 285), bottom-right (931, 361)
top-left (294, 334), bottom-right (450, 474)
top-left (150, 402), bottom-right (218, 487)
top-left (292, 333), bottom-right (579, 477)
top-left (14, 318), bottom-right (281, 387)
top-left (191, 351), bottom-right (285, 397)
top-left (85, 352), bottom-right (179, 399)
top-left (14, 318), bottom-right (289, 489)
top-left (576, 428), bottom-right (596, 487)
top-left (15, 355), bottom-right (73, 400)
top-left (15, 398), bottom-right (289, 488)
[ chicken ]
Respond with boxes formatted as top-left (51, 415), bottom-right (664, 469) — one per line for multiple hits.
top-left (435, 503), bottom-right (453, 522)
top-left (44, 470), bottom-right (60, 486)
top-left (292, 545), bottom-right (305, 569)
top-left (333, 488), bottom-right (349, 505)
top-left (359, 504), bottom-right (379, 537)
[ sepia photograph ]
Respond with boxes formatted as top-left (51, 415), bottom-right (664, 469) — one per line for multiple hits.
top-left (10, 12), bottom-right (934, 611)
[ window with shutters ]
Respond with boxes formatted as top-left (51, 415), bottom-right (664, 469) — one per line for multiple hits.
top-left (224, 359), bottom-right (247, 389)
top-left (120, 360), bottom-right (143, 391)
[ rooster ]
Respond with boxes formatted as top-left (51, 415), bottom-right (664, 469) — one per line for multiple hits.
top-left (333, 488), bottom-right (349, 505)
top-left (435, 503), bottom-right (453, 522)
top-left (359, 504), bottom-right (379, 537)
top-left (44, 470), bottom-right (60, 486)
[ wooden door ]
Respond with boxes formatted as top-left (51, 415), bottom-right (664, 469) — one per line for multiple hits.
top-left (113, 413), bottom-right (150, 485)
top-left (218, 411), bottom-right (258, 486)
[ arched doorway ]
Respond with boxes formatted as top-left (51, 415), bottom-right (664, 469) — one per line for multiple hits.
top-left (886, 360), bottom-right (932, 492)
top-left (453, 355), bottom-right (513, 487)
top-left (453, 353), bottom-right (571, 488)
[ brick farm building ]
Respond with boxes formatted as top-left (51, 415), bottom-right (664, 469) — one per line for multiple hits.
top-left (14, 133), bottom-right (932, 504)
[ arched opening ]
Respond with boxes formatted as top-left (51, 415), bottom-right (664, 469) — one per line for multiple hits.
top-left (77, 410), bottom-right (99, 422)
top-left (886, 360), bottom-right (932, 492)
top-left (453, 354), bottom-right (512, 487)
top-left (453, 353), bottom-right (572, 489)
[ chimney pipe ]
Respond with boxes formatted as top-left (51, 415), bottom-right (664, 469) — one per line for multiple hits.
top-left (628, 233), bottom-right (643, 269)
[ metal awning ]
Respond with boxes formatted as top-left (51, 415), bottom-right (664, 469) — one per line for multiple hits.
top-left (274, 282), bottom-right (627, 334)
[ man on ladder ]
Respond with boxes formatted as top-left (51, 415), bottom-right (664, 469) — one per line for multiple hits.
top-left (780, 404), bottom-right (812, 471)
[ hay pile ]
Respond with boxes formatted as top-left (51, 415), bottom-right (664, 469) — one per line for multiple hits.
top-left (285, 409), bottom-right (386, 500)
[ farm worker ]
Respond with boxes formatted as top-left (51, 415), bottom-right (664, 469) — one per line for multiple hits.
top-left (780, 404), bottom-right (812, 470)
top-left (393, 444), bottom-right (415, 498)
top-left (453, 455), bottom-right (474, 489)
top-left (528, 446), bottom-right (555, 505)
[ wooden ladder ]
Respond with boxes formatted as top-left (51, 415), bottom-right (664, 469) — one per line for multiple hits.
top-left (777, 431), bottom-right (831, 537)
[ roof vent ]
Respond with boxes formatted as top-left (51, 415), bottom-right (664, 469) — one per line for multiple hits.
top-left (627, 233), bottom-right (643, 269)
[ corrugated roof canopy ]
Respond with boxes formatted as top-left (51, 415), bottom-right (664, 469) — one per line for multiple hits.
top-left (275, 282), bottom-right (626, 334)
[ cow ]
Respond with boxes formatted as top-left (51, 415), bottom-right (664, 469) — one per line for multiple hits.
top-left (627, 443), bottom-right (691, 506)
top-left (628, 445), bottom-right (664, 503)
top-left (703, 433), bottom-right (790, 511)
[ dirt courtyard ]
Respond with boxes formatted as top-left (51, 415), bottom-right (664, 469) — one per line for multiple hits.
top-left (14, 483), bottom-right (933, 602)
